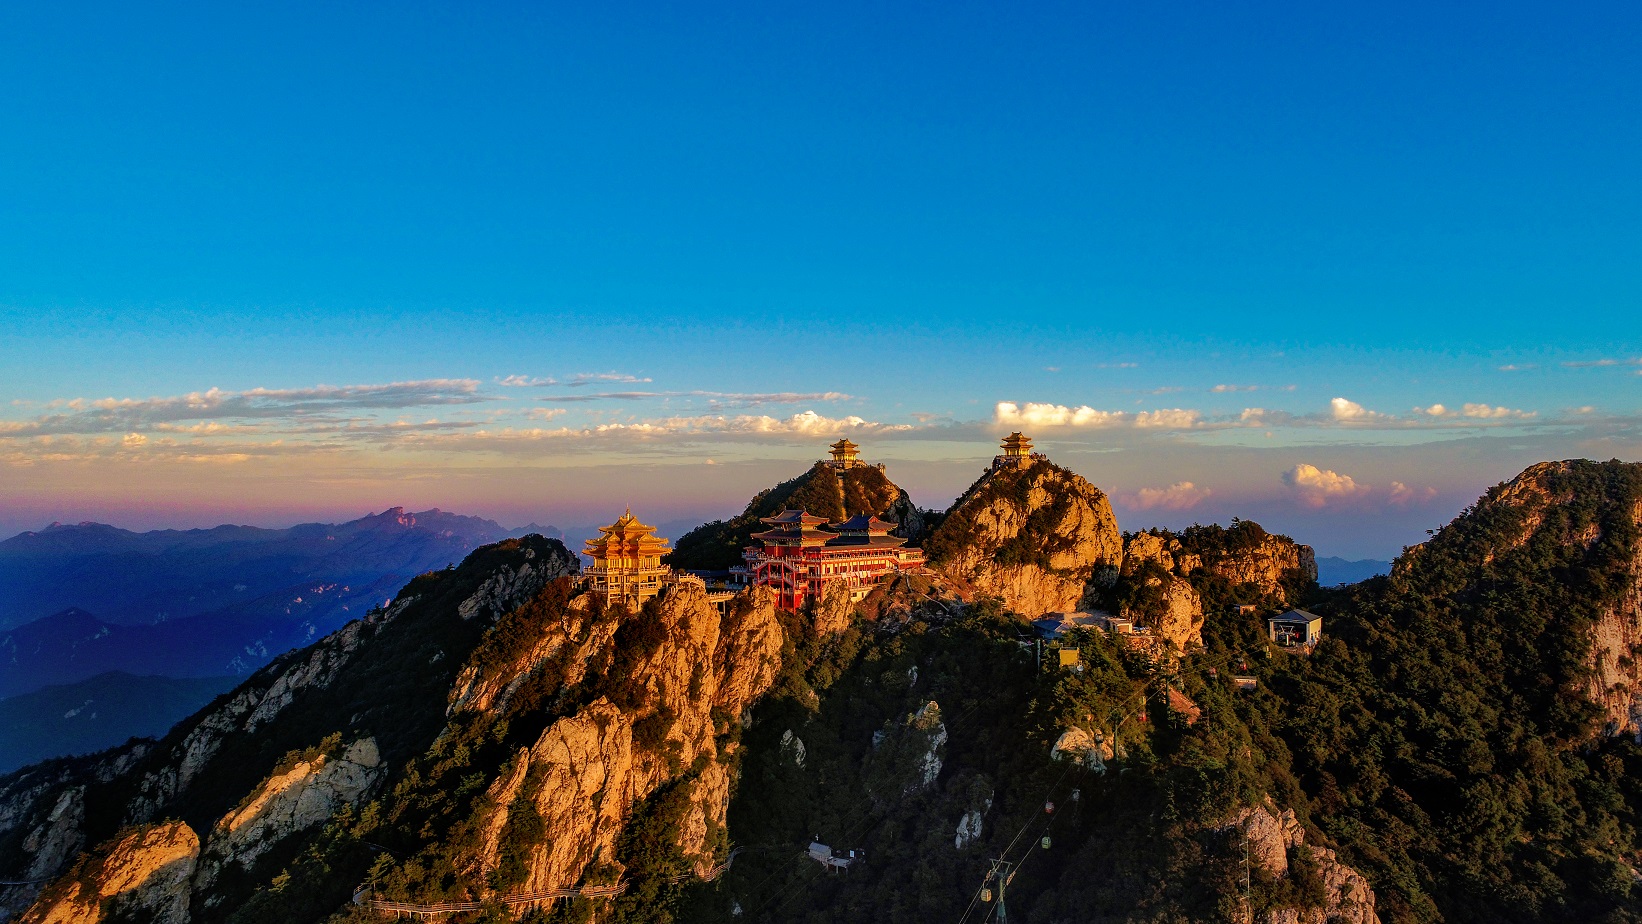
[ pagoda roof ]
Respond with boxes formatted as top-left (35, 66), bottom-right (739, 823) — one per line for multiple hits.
top-left (829, 438), bottom-right (859, 450)
top-left (1001, 431), bottom-right (1033, 447)
top-left (584, 509), bottom-right (671, 556)
top-left (821, 534), bottom-right (908, 549)
top-left (760, 509), bottom-right (829, 526)
top-left (750, 525), bottom-right (833, 546)
top-left (832, 513), bottom-right (897, 533)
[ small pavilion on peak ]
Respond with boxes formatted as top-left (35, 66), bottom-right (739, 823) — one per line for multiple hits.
top-left (584, 509), bottom-right (673, 608)
top-left (828, 438), bottom-right (862, 469)
top-left (992, 432), bottom-right (1046, 471)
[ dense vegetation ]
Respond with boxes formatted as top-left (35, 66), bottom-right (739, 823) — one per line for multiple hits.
top-left (668, 462), bottom-right (914, 571)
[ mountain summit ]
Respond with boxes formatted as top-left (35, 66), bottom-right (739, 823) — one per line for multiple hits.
top-left (667, 447), bottom-right (925, 571)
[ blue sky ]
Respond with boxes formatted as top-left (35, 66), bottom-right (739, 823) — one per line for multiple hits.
top-left (2, 2), bottom-right (1639, 558)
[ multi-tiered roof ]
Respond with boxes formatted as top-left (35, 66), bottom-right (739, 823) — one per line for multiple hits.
top-left (1001, 432), bottom-right (1033, 459)
top-left (584, 509), bottom-right (673, 607)
top-left (828, 438), bottom-right (862, 469)
top-left (584, 509), bottom-right (671, 563)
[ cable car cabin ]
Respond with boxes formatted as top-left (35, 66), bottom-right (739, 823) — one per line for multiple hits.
top-left (1267, 608), bottom-right (1323, 650)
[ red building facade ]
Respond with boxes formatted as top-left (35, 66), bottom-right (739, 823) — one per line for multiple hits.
top-left (744, 510), bottom-right (925, 610)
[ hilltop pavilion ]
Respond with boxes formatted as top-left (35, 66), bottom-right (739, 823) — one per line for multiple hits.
top-left (827, 438), bottom-right (862, 469)
top-left (583, 509), bottom-right (673, 608)
top-left (992, 432), bottom-right (1046, 470)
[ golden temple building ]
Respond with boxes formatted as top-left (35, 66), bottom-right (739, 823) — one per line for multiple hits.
top-left (584, 509), bottom-right (673, 608)
top-left (827, 438), bottom-right (862, 469)
top-left (992, 432), bottom-right (1044, 470)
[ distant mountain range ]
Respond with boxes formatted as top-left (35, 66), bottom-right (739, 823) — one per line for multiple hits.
top-left (1315, 555), bottom-right (1392, 585)
top-left (0, 671), bottom-right (237, 774)
top-left (0, 508), bottom-right (562, 697)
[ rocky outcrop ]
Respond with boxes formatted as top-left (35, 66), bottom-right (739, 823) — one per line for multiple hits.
top-left (1154, 577), bottom-right (1203, 650)
top-left (456, 543), bottom-right (578, 622)
top-left (21, 822), bottom-right (199, 924)
top-left (0, 745), bottom-right (149, 919)
top-left (813, 580), bottom-right (856, 637)
top-left (195, 738), bottom-right (384, 891)
top-left (469, 584), bottom-right (787, 893)
top-left (865, 701), bottom-right (948, 803)
top-left (1205, 542), bottom-right (1316, 603)
top-left (1229, 800), bottom-right (1379, 924)
top-left (927, 461), bottom-right (1123, 616)
top-left (1126, 527), bottom-right (1315, 605)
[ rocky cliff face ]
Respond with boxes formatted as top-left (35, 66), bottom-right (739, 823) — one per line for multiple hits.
top-left (925, 460), bottom-right (1122, 616)
top-left (1125, 525), bottom-right (1316, 604)
top-left (20, 822), bottom-right (199, 924)
top-left (194, 737), bottom-right (383, 893)
top-left (460, 583), bottom-right (787, 894)
top-left (1230, 800), bottom-right (1380, 924)
top-left (0, 535), bottom-right (578, 921)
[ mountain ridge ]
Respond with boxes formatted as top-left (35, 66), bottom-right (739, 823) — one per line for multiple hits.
top-left (4, 459), bottom-right (1642, 923)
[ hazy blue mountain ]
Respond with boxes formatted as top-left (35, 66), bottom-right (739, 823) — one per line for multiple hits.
top-left (0, 509), bottom-right (560, 698)
top-left (1316, 555), bottom-right (1392, 585)
top-left (0, 507), bottom-right (530, 630)
top-left (0, 671), bottom-right (238, 773)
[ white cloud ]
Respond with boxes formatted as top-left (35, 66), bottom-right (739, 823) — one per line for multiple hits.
top-left (1212, 384), bottom-right (1258, 393)
top-left (1389, 481), bottom-right (1438, 506)
top-left (567, 372), bottom-right (652, 386)
top-left (0, 380), bottom-right (490, 437)
top-left (1461, 403), bottom-right (1535, 419)
top-left (1282, 463), bottom-right (1367, 507)
top-left (1498, 363), bottom-right (1537, 372)
top-left (527, 408), bottom-right (568, 421)
top-left (1134, 408), bottom-right (1202, 429)
top-left (1329, 398), bottom-right (1388, 422)
top-left (498, 375), bottom-right (556, 387)
top-left (598, 409), bottom-right (907, 437)
top-left (995, 402), bottom-right (1126, 428)
top-left (1126, 481), bottom-right (1211, 511)
top-left (994, 402), bottom-right (1201, 430)
top-left (542, 390), bottom-right (850, 407)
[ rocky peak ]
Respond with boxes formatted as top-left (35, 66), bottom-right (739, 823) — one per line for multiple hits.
top-left (669, 456), bottom-right (928, 570)
top-left (924, 459), bottom-right (1122, 616)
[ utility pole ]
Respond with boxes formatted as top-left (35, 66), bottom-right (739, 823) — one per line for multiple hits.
top-left (988, 859), bottom-right (1015, 923)
top-left (1241, 818), bottom-right (1252, 924)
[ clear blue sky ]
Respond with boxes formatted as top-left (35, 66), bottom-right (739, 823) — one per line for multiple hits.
top-left (2, 2), bottom-right (1639, 558)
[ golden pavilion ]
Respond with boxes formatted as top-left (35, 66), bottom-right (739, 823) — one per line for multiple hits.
top-left (583, 509), bottom-right (673, 607)
top-left (992, 432), bottom-right (1042, 470)
top-left (827, 438), bottom-right (862, 469)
